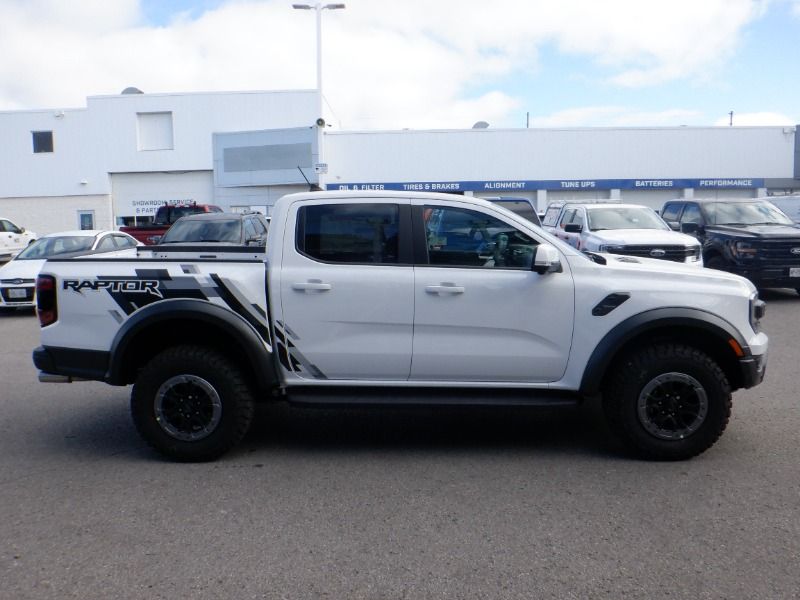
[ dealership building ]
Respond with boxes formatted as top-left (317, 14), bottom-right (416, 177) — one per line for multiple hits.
top-left (1, 89), bottom-right (799, 234)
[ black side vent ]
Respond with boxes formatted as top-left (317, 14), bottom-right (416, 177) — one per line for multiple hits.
top-left (592, 293), bottom-right (631, 316)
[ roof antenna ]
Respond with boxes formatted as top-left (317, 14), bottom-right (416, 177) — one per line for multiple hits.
top-left (297, 166), bottom-right (322, 191)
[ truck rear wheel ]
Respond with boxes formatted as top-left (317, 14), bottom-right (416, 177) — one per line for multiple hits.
top-left (603, 343), bottom-right (731, 460)
top-left (131, 345), bottom-right (254, 461)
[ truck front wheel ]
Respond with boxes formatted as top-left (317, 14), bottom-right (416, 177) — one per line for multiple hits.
top-left (131, 345), bottom-right (255, 461)
top-left (603, 344), bottom-right (731, 460)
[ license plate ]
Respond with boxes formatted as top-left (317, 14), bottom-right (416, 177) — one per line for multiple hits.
top-left (8, 288), bottom-right (27, 298)
top-left (791, 268), bottom-right (800, 278)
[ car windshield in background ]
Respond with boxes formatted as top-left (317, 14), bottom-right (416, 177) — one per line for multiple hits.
top-left (161, 218), bottom-right (242, 243)
top-left (587, 207), bottom-right (668, 231)
top-left (15, 236), bottom-right (95, 260)
top-left (491, 200), bottom-right (540, 225)
top-left (703, 201), bottom-right (794, 226)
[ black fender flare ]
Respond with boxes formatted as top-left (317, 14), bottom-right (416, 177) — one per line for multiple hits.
top-left (107, 298), bottom-right (278, 390)
top-left (579, 307), bottom-right (749, 395)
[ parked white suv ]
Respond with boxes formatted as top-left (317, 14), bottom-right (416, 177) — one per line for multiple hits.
top-left (542, 202), bottom-right (702, 266)
top-left (0, 218), bottom-right (36, 261)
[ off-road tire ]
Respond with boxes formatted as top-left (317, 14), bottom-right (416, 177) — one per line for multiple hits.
top-left (131, 345), bottom-right (255, 462)
top-left (603, 343), bottom-right (731, 461)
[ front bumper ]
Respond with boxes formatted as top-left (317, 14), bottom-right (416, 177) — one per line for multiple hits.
top-left (739, 351), bottom-right (768, 389)
top-left (0, 284), bottom-right (36, 308)
top-left (730, 265), bottom-right (800, 289)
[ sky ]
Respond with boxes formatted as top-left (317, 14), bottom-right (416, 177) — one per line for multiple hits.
top-left (0, 0), bottom-right (798, 130)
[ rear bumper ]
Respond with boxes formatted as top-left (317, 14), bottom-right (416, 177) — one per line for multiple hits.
top-left (33, 346), bottom-right (110, 382)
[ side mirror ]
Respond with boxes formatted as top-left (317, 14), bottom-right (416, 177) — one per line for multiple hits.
top-left (148, 235), bottom-right (162, 245)
top-left (666, 221), bottom-right (680, 231)
top-left (18, 227), bottom-right (25, 234)
top-left (532, 243), bottom-right (562, 275)
top-left (680, 222), bottom-right (702, 235)
top-left (564, 223), bottom-right (582, 233)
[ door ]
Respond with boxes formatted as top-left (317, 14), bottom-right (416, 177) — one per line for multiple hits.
top-left (0, 219), bottom-right (25, 256)
top-left (556, 207), bottom-right (583, 249)
top-left (678, 203), bottom-right (707, 243)
top-left (411, 202), bottom-right (575, 383)
top-left (278, 200), bottom-right (414, 381)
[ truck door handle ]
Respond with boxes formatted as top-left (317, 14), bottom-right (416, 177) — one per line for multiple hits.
top-left (292, 280), bottom-right (332, 292)
top-left (425, 284), bottom-right (465, 295)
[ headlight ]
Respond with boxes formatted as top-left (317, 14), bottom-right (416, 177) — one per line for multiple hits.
top-left (598, 244), bottom-right (624, 253)
top-left (750, 292), bottom-right (766, 333)
top-left (732, 241), bottom-right (758, 258)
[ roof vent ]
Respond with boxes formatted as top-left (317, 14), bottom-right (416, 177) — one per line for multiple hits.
top-left (121, 87), bottom-right (144, 95)
top-left (472, 121), bottom-right (489, 129)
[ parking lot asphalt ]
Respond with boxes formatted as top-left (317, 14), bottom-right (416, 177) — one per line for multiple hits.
top-left (1, 291), bottom-right (799, 600)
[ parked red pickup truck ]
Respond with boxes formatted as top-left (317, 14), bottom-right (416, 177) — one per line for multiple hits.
top-left (120, 203), bottom-right (222, 245)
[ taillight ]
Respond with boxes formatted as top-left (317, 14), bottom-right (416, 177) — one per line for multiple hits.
top-left (36, 275), bottom-right (57, 327)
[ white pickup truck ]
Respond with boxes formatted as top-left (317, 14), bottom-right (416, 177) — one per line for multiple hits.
top-left (33, 191), bottom-right (768, 462)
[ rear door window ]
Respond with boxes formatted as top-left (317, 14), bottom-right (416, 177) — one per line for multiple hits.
top-left (297, 204), bottom-right (401, 264)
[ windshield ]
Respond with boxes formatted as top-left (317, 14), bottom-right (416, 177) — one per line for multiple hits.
top-left (587, 206), bottom-right (668, 231)
top-left (490, 200), bottom-right (541, 226)
top-left (16, 235), bottom-right (95, 260)
top-left (161, 218), bottom-right (242, 243)
top-left (702, 201), bottom-right (794, 226)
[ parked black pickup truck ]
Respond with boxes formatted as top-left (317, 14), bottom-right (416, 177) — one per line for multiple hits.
top-left (661, 197), bottom-right (800, 294)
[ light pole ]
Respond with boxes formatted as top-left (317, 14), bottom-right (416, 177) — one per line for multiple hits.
top-left (292, 3), bottom-right (345, 125)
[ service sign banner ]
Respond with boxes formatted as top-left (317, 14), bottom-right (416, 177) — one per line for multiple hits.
top-left (128, 199), bottom-right (195, 218)
top-left (333, 178), bottom-right (765, 192)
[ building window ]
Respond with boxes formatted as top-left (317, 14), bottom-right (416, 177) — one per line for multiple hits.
top-left (32, 131), bottom-right (54, 153)
top-left (78, 211), bottom-right (95, 230)
top-left (137, 112), bottom-right (174, 151)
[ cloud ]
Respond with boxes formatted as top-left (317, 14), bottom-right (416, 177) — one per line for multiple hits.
top-left (713, 112), bottom-right (796, 126)
top-left (0, 0), bottom-right (775, 128)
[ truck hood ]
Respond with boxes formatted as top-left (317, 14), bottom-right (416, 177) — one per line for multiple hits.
top-left (576, 252), bottom-right (755, 292)
top-left (589, 229), bottom-right (699, 246)
top-left (706, 224), bottom-right (800, 238)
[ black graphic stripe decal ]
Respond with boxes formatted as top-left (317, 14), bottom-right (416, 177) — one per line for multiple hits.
top-left (209, 274), bottom-right (271, 345)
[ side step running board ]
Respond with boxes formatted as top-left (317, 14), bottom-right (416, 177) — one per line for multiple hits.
top-left (287, 386), bottom-right (582, 407)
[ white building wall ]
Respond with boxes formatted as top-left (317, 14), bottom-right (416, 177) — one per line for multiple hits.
top-left (0, 90), bottom-right (319, 225)
top-left (0, 195), bottom-right (111, 236)
top-left (90, 90), bottom-right (318, 176)
top-left (325, 127), bottom-right (795, 183)
top-left (0, 90), bottom-right (317, 199)
top-left (0, 108), bottom-right (111, 198)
